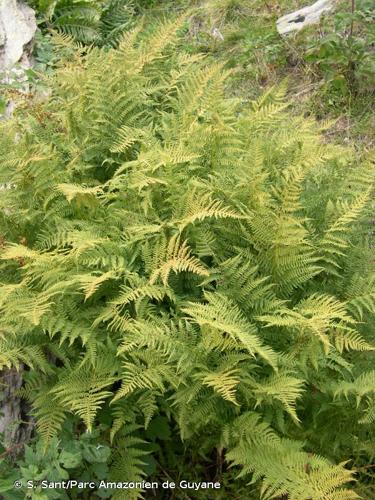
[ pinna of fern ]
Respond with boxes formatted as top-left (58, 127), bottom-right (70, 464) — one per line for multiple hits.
top-left (0, 19), bottom-right (374, 499)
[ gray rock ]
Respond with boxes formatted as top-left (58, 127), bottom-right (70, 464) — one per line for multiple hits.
top-left (0, 0), bottom-right (37, 70)
top-left (211, 27), bottom-right (224, 42)
top-left (0, 367), bottom-right (34, 454)
top-left (277, 0), bottom-right (336, 35)
top-left (0, 0), bottom-right (37, 452)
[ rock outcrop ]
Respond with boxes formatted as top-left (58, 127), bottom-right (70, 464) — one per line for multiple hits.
top-left (0, 0), bottom-right (37, 453)
top-left (277, 0), bottom-right (336, 35)
top-left (0, 0), bottom-right (37, 70)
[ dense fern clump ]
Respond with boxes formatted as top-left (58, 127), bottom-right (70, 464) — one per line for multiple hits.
top-left (0, 20), bottom-right (374, 499)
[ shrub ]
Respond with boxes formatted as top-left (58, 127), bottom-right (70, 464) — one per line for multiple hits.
top-left (304, 0), bottom-right (375, 105)
top-left (0, 20), bottom-right (374, 499)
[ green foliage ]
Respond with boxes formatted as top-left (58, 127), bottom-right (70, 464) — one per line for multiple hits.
top-left (175, 0), bottom-right (374, 122)
top-left (0, 18), bottom-right (374, 499)
top-left (304, 0), bottom-right (375, 105)
top-left (30, 0), bottom-right (137, 45)
top-left (32, 0), bottom-right (103, 44)
top-left (0, 427), bottom-right (112, 499)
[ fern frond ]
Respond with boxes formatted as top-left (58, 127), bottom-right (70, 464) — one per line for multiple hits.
top-left (202, 368), bottom-right (240, 405)
top-left (110, 426), bottom-right (149, 495)
top-left (333, 370), bottom-right (375, 400)
top-left (112, 355), bottom-right (177, 403)
top-left (252, 372), bottom-right (305, 424)
top-left (149, 234), bottom-right (209, 285)
top-left (172, 189), bottom-right (245, 231)
top-left (51, 360), bottom-right (117, 431)
top-left (319, 190), bottom-right (371, 270)
top-left (183, 292), bottom-right (278, 368)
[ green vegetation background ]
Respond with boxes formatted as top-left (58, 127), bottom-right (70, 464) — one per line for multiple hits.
top-left (0, 1), bottom-right (374, 499)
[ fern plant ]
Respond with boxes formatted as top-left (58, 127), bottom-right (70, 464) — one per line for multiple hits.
top-left (0, 18), bottom-right (374, 499)
top-left (31, 0), bottom-right (137, 45)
